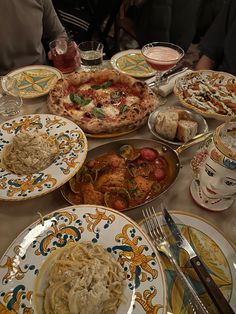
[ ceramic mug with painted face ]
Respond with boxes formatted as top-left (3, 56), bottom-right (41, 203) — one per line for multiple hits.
top-left (190, 121), bottom-right (236, 211)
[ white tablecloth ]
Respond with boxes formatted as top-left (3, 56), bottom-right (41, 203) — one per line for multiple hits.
top-left (0, 88), bottom-right (235, 258)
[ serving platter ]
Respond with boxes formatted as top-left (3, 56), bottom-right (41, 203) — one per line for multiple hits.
top-left (148, 105), bottom-right (208, 146)
top-left (2, 65), bottom-right (62, 99)
top-left (61, 138), bottom-right (180, 211)
top-left (0, 205), bottom-right (167, 314)
top-left (174, 70), bottom-right (236, 120)
top-left (110, 49), bottom-right (156, 78)
top-left (0, 114), bottom-right (87, 201)
top-left (140, 211), bottom-right (236, 313)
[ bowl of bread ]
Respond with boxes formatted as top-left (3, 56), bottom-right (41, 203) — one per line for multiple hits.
top-left (148, 105), bottom-right (208, 145)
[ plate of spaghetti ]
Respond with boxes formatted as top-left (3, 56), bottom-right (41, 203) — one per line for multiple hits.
top-left (0, 205), bottom-right (167, 314)
top-left (0, 114), bottom-right (87, 201)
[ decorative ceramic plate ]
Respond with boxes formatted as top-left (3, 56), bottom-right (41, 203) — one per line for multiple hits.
top-left (0, 114), bottom-right (87, 201)
top-left (0, 205), bottom-right (167, 313)
top-left (111, 49), bottom-right (156, 78)
top-left (140, 211), bottom-right (236, 313)
top-left (148, 105), bottom-right (208, 146)
top-left (174, 70), bottom-right (236, 120)
top-left (3, 65), bottom-right (62, 99)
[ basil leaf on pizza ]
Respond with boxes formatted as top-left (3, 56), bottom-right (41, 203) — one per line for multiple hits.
top-left (92, 107), bottom-right (105, 119)
top-left (70, 93), bottom-right (91, 106)
top-left (48, 69), bottom-right (158, 135)
top-left (119, 105), bottom-right (129, 115)
top-left (91, 80), bottom-right (113, 90)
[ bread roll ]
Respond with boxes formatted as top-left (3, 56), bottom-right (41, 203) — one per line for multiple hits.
top-left (155, 111), bottom-right (179, 140)
top-left (176, 120), bottom-right (198, 142)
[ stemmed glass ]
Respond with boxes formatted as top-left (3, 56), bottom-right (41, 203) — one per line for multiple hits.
top-left (142, 42), bottom-right (184, 102)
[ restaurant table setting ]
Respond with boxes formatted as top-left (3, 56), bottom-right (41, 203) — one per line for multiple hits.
top-left (0, 40), bottom-right (236, 314)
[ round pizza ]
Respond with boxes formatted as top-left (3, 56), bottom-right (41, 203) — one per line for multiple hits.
top-left (48, 69), bottom-right (158, 134)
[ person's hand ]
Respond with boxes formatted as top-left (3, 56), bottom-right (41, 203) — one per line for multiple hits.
top-left (48, 51), bottom-right (52, 60)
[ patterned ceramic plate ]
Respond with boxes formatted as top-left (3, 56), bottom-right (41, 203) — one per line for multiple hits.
top-left (0, 114), bottom-right (87, 201)
top-left (111, 49), bottom-right (156, 78)
top-left (140, 211), bottom-right (236, 313)
top-left (174, 70), bottom-right (236, 120)
top-left (0, 205), bottom-right (167, 313)
top-left (2, 65), bottom-right (62, 99)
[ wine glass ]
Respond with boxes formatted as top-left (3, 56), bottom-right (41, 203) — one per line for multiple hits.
top-left (141, 42), bottom-right (184, 102)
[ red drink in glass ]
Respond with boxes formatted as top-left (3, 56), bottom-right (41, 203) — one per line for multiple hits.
top-left (50, 39), bottom-right (80, 73)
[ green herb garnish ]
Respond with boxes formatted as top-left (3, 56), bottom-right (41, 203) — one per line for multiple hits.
top-left (92, 107), bottom-right (105, 119)
top-left (119, 105), bottom-right (129, 115)
top-left (70, 93), bottom-right (91, 106)
top-left (91, 80), bottom-right (113, 90)
top-left (111, 91), bottom-right (122, 101)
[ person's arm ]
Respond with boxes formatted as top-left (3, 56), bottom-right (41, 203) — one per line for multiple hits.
top-left (195, 55), bottom-right (215, 70)
top-left (42, 0), bottom-right (67, 43)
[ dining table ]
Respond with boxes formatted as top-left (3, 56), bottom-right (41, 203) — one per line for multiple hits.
top-left (0, 64), bottom-right (235, 262)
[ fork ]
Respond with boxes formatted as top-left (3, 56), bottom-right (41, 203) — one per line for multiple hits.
top-left (142, 206), bottom-right (209, 314)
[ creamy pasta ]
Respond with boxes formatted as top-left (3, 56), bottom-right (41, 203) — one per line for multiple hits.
top-left (43, 242), bottom-right (125, 314)
top-left (2, 131), bottom-right (59, 175)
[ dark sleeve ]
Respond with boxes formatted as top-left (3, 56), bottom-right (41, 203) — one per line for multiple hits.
top-left (42, 0), bottom-right (67, 43)
top-left (134, 0), bottom-right (173, 46)
top-left (199, 0), bottom-right (231, 63)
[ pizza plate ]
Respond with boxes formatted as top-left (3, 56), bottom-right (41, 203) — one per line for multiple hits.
top-left (0, 204), bottom-right (167, 314)
top-left (148, 104), bottom-right (209, 146)
top-left (140, 211), bottom-right (236, 313)
top-left (0, 114), bottom-right (87, 201)
top-left (174, 70), bottom-right (236, 120)
top-left (2, 65), bottom-right (63, 99)
top-left (85, 122), bottom-right (145, 139)
top-left (110, 49), bottom-right (156, 78)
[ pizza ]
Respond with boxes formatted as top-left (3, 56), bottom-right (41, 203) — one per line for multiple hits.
top-left (48, 69), bottom-right (158, 134)
top-left (174, 70), bottom-right (236, 118)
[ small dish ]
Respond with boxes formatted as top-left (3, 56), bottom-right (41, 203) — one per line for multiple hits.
top-left (110, 49), bottom-right (156, 78)
top-left (148, 105), bottom-right (208, 146)
top-left (2, 65), bottom-right (62, 99)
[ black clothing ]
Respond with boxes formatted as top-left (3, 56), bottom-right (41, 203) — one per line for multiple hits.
top-left (200, 0), bottom-right (236, 75)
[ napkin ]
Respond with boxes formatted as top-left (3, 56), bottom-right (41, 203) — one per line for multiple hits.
top-left (158, 69), bottom-right (192, 97)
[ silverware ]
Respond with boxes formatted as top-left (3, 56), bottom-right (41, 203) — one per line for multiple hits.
top-left (142, 206), bottom-right (209, 314)
top-left (161, 63), bottom-right (187, 81)
top-left (145, 65), bottom-right (188, 87)
top-left (162, 206), bottom-right (235, 314)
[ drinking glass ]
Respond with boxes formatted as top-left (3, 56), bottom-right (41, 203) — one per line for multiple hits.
top-left (49, 38), bottom-right (80, 73)
top-left (142, 42), bottom-right (184, 102)
top-left (0, 77), bottom-right (23, 117)
top-left (78, 41), bottom-right (104, 71)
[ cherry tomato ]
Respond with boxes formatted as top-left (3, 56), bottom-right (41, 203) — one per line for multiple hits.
top-left (140, 148), bottom-right (158, 161)
top-left (155, 156), bottom-right (168, 168)
top-left (113, 199), bottom-right (127, 211)
top-left (154, 168), bottom-right (166, 181)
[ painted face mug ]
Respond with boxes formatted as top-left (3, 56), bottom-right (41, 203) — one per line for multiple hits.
top-left (190, 121), bottom-right (236, 211)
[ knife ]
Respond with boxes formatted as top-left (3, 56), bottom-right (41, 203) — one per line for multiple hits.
top-left (162, 207), bottom-right (235, 314)
top-left (161, 62), bottom-right (186, 80)
top-left (145, 65), bottom-right (188, 86)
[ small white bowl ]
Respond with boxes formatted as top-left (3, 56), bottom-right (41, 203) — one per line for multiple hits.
top-left (148, 105), bottom-right (209, 146)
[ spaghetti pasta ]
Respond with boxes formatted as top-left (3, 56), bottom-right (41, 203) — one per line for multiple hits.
top-left (43, 242), bottom-right (125, 314)
top-left (2, 131), bottom-right (59, 175)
